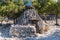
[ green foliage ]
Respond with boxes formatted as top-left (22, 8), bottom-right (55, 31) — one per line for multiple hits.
top-left (0, 0), bottom-right (60, 23)
top-left (32, 0), bottom-right (38, 6)
top-left (37, 0), bottom-right (50, 15)
top-left (0, 0), bottom-right (25, 19)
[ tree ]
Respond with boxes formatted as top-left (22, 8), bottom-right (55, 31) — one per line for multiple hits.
top-left (36, 0), bottom-right (60, 24)
top-left (48, 0), bottom-right (60, 25)
top-left (0, 0), bottom-right (25, 24)
top-left (7, 0), bottom-right (25, 24)
top-left (37, 0), bottom-right (51, 23)
top-left (32, 0), bottom-right (39, 7)
top-left (55, 0), bottom-right (60, 25)
top-left (0, 0), bottom-right (7, 23)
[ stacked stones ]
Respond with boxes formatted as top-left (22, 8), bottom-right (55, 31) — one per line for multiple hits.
top-left (9, 24), bottom-right (36, 37)
top-left (17, 9), bottom-right (45, 33)
top-left (9, 8), bottom-right (45, 37)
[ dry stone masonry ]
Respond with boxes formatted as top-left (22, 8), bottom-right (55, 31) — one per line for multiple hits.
top-left (17, 9), bottom-right (45, 33)
top-left (9, 24), bottom-right (36, 37)
top-left (9, 8), bottom-right (45, 38)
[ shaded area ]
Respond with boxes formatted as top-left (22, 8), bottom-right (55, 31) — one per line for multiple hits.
top-left (0, 26), bottom-right (10, 38)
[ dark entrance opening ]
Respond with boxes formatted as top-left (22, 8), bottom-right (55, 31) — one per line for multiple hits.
top-left (29, 19), bottom-right (40, 33)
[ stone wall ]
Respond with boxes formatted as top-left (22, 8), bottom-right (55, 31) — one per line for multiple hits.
top-left (9, 24), bottom-right (36, 38)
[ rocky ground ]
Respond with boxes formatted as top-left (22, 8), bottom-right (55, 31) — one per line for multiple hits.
top-left (0, 19), bottom-right (60, 40)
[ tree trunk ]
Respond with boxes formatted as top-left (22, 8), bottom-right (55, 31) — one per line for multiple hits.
top-left (55, 4), bottom-right (59, 25)
top-left (44, 14), bottom-right (47, 23)
top-left (56, 14), bottom-right (58, 24)
top-left (0, 20), bottom-right (3, 26)
top-left (55, 13), bottom-right (59, 25)
top-left (14, 18), bottom-right (18, 24)
top-left (14, 19), bottom-right (16, 24)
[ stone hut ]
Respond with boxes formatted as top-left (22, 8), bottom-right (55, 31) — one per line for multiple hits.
top-left (10, 7), bottom-right (45, 37)
top-left (17, 8), bottom-right (45, 33)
